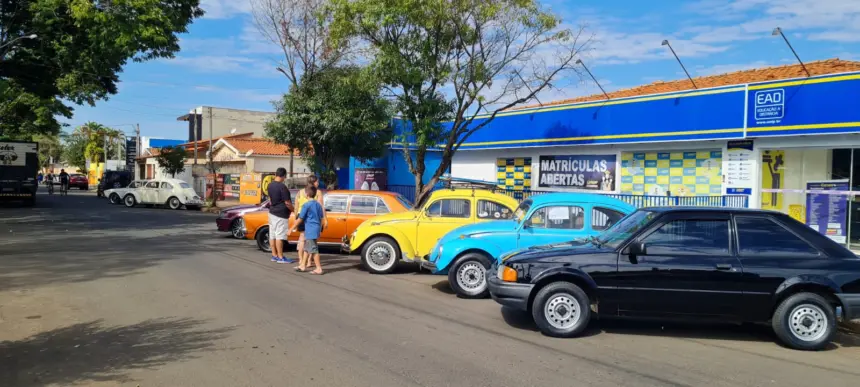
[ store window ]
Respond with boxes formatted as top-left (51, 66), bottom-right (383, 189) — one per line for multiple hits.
top-left (759, 147), bottom-right (858, 249)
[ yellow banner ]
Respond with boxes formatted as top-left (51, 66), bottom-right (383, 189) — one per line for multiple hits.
top-left (761, 150), bottom-right (785, 210)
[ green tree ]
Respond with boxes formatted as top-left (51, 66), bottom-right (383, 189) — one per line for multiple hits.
top-left (73, 122), bottom-right (124, 164)
top-left (154, 145), bottom-right (188, 178)
top-left (33, 133), bottom-right (62, 169)
top-left (266, 66), bottom-right (392, 189)
top-left (0, 0), bottom-right (204, 137)
top-left (330, 0), bottom-right (588, 204)
top-left (62, 132), bottom-right (88, 175)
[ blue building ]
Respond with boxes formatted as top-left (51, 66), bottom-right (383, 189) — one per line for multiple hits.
top-left (350, 59), bottom-right (860, 248)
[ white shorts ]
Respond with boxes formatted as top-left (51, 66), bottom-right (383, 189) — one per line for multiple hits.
top-left (268, 213), bottom-right (289, 240)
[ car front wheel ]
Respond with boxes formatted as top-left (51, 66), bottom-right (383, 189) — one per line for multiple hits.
top-left (532, 282), bottom-right (591, 338)
top-left (123, 195), bottom-right (137, 208)
top-left (360, 236), bottom-right (400, 274)
top-left (772, 292), bottom-right (836, 350)
top-left (256, 227), bottom-right (271, 252)
top-left (230, 219), bottom-right (244, 239)
top-left (109, 193), bottom-right (120, 204)
top-left (448, 253), bottom-right (492, 299)
top-left (168, 197), bottom-right (182, 210)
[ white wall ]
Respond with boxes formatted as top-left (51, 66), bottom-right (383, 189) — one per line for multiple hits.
top-left (252, 156), bottom-right (312, 175)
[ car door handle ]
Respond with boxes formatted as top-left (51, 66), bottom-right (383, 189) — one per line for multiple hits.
top-left (715, 263), bottom-right (733, 271)
top-left (336, 217), bottom-right (346, 221)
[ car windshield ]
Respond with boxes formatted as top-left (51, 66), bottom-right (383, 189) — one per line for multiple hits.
top-left (179, 182), bottom-right (191, 189)
top-left (395, 194), bottom-right (413, 209)
top-left (597, 210), bottom-right (658, 249)
top-left (514, 199), bottom-right (533, 222)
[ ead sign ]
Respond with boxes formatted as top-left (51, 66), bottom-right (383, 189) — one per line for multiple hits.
top-left (754, 88), bottom-right (784, 122)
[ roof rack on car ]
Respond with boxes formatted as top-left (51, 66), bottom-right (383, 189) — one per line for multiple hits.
top-left (438, 176), bottom-right (499, 192)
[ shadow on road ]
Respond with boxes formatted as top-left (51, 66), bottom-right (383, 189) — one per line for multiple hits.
top-left (500, 307), bottom-right (860, 348)
top-left (0, 234), bottom-right (206, 292)
top-left (0, 317), bottom-right (233, 387)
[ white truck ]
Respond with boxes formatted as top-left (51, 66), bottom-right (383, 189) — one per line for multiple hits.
top-left (0, 141), bottom-right (39, 206)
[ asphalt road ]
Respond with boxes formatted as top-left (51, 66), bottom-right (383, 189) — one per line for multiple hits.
top-left (1, 191), bottom-right (859, 387)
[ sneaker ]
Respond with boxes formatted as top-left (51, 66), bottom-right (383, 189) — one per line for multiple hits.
top-left (281, 257), bottom-right (296, 264)
top-left (274, 258), bottom-right (287, 264)
top-left (271, 256), bottom-right (279, 262)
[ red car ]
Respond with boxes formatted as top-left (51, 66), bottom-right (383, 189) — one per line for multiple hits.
top-left (215, 200), bottom-right (272, 239)
top-left (70, 174), bottom-right (89, 190)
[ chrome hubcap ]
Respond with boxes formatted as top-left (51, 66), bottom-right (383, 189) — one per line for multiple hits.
top-left (171, 199), bottom-right (179, 208)
top-left (545, 293), bottom-right (581, 330)
top-left (231, 219), bottom-right (244, 238)
top-left (125, 197), bottom-right (133, 206)
top-left (789, 304), bottom-right (828, 342)
top-left (366, 242), bottom-right (394, 270)
top-left (457, 262), bottom-right (485, 292)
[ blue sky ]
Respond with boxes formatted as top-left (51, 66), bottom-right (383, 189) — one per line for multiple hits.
top-left (62, 0), bottom-right (860, 139)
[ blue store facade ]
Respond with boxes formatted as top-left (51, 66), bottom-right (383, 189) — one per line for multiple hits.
top-left (347, 68), bottom-right (860, 248)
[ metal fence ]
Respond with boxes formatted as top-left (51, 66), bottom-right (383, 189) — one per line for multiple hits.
top-left (387, 185), bottom-right (749, 209)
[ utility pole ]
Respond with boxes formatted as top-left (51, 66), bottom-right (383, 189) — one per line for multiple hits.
top-left (192, 112), bottom-right (198, 165)
top-left (104, 133), bottom-right (109, 171)
top-left (136, 123), bottom-right (141, 179)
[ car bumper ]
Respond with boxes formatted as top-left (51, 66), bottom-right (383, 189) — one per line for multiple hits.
top-left (215, 218), bottom-right (233, 232)
top-left (836, 293), bottom-right (860, 321)
top-left (420, 260), bottom-right (437, 271)
top-left (487, 274), bottom-right (534, 311)
top-left (185, 199), bottom-right (204, 206)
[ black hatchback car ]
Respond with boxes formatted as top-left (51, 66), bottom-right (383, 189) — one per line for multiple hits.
top-left (488, 207), bottom-right (860, 350)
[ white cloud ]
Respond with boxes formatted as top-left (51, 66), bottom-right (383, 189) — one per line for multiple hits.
top-left (687, 0), bottom-right (860, 43)
top-left (586, 29), bottom-right (730, 65)
top-left (194, 85), bottom-right (282, 103)
top-left (165, 55), bottom-right (282, 78)
top-left (694, 60), bottom-right (776, 76)
top-left (199, 0), bottom-right (252, 19)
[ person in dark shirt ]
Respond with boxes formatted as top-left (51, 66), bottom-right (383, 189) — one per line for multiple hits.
top-left (267, 167), bottom-right (294, 263)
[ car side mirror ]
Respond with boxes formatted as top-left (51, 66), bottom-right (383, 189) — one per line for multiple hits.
top-left (627, 242), bottom-right (646, 263)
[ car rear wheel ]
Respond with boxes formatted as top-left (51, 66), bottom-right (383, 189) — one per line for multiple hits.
top-left (532, 282), bottom-right (591, 338)
top-left (168, 197), bottom-right (182, 210)
top-left (230, 219), bottom-right (244, 239)
top-left (123, 195), bottom-right (136, 208)
top-left (448, 253), bottom-right (492, 299)
top-left (109, 193), bottom-right (120, 205)
top-left (360, 236), bottom-right (400, 274)
top-left (256, 227), bottom-right (271, 252)
top-left (772, 292), bottom-right (836, 350)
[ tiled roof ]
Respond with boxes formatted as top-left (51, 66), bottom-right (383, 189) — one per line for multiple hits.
top-left (511, 58), bottom-right (860, 111)
top-left (225, 138), bottom-right (301, 156)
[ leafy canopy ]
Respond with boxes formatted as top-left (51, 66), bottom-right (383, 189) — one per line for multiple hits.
top-left (155, 145), bottom-right (188, 178)
top-left (0, 0), bottom-right (204, 137)
top-left (330, 0), bottom-right (586, 203)
top-left (266, 66), bottom-right (392, 189)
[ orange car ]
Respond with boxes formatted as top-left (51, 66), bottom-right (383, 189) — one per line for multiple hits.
top-left (242, 190), bottom-right (413, 252)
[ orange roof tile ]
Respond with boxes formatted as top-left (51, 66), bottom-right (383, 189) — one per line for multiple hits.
top-left (225, 138), bottom-right (301, 156)
top-left (511, 58), bottom-right (860, 111)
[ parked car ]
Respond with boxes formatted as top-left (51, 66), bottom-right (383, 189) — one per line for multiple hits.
top-left (423, 193), bottom-right (634, 298)
top-left (97, 170), bottom-right (133, 197)
top-left (216, 200), bottom-right (272, 239)
top-left (243, 190), bottom-right (412, 252)
top-left (117, 178), bottom-right (203, 210)
top-left (488, 207), bottom-right (860, 351)
top-left (346, 188), bottom-right (519, 274)
top-left (70, 174), bottom-right (89, 190)
top-left (104, 180), bottom-right (148, 204)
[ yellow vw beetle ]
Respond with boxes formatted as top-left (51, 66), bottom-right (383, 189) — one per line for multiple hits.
top-left (345, 188), bottom-right (519, 274)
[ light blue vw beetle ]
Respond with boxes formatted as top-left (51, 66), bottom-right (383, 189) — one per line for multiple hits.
top-left (422, 193), bottom-right (635, 298)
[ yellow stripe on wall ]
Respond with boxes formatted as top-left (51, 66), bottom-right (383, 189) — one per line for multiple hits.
top-left (748, 74), bottom-right (860, 90)
top-left (458, 128), bottom-right (744, 147)
top-left (746, 122), bottom-right (860, 133)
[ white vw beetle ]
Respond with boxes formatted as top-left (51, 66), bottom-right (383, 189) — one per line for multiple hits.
top-left (105, 180), bottom-right (148, 205)
top-left (117, 178), bottom-right (203, 210)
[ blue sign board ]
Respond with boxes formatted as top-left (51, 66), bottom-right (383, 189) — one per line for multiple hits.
top-left (806, 180), bottom-right (850, 245)
top-left (753, 89), bottom-right (784, 122)
top-left (538, 155), bottom-right (617, 190)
